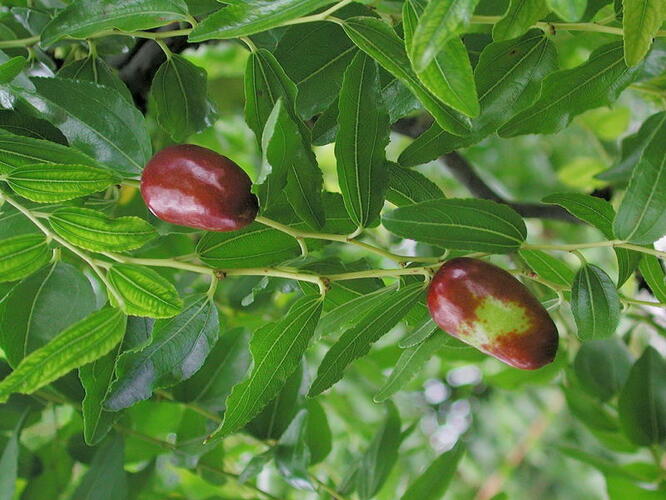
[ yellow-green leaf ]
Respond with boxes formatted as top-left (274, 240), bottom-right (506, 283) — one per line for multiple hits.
top-left (49, 207), bottom-right (156, 252)
top-left (0, 307), bottom-right (127, 403)
top-left (108, 264), bottom-right (183, 318)
top-left (7, 163), bottom-right (119, 203)
top-left (0, 234), bottom-right (51, 283)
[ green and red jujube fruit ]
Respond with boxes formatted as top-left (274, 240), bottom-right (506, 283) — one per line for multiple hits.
top-left (140, 144), bottom-right (259, 231)
top-left (428, 258), bottom-right (558, 370)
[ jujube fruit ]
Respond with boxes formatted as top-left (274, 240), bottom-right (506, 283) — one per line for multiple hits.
top-left (427, 257), bottom-right (558, 370)
top-left (140, 144), bottom-right (258, 232)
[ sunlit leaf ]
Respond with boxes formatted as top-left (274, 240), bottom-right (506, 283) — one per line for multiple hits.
top-left (493, 0), bottom-right (549, 41)
top-left (409, 0), bottom-right (480, 71)
top-left (0, 234), bottom-right (50, 283)
top-left (0, 307), bottom-right (127, 403)
top-left (108, 264), bottom-right (183, 318)
top-left (49, 207), bottom-right (156, 252)
top-left (622, 0), bottom-right (665, 65)
top-left (7, 163), bottom-right (119, 203)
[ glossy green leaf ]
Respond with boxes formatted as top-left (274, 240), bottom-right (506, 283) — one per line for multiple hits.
top-left (493, 0), bottom-right (549, 41)
top-left (309, 282), bottom-right (424, 397)
top-left (574, 338), bottom-right (632, 401)
top-left (0, 132), bottom-right (102, 175)
top-left (0, 307), bottom-right (127, 403)
top-left (173, 327), bottom-right (251, 412)
top-left (19, 77), bottom-right (151, 175)
top-left (356, 402), bottom-right (401, 499)
top-left (622, 0), bottom-right (665, 65)
top-left (152, 54), bottom-right (215, 142)
top-left (7, 163), bottom-right (118, 203)
top-left (341, 17), bottom-right (471, 136)
top-left (400, 442), bottom-right (465, 500)
top-left (245, 49), bottom-right (324, 228)
top-left (0, 56), bottom-right (26, 85)
top-left (41, 0), bottom-right (190, 47)
top-left (273, 3), bottom-right (366, 118)
top-left (519, 249), bottom-right (574, 287)
top-left (399, 30), bottom-right (557, 166)
top-left (387, 162), bottom-right (445, 206)
top-left (571, 264), bottom-right (621, 340)
top-left (403, 0), bottom-right (479, 117)
top-left (547, 0), bottom-right (587, 20)
top-left (104, 296), bottom-right (218, 411)
top-left (72, 434), bottom-right (128, 500)
top-left (197, 221), bottom-right (301, 268)
top-left (500, 42), bottom-right (645, 137)
top-left (383, 198), bottom-right (527, 253)
top-left (108, 264), bottom-right (183, 318)
top-left (0, 234), bottom-right (50, 283)
top-left (375, 333), bottom-right (450, 402)
top-left (0, 261), bottom-right (96, 368)
top-left (189, 0), bottom-right (330, 41)
top-left (58, 56), bottom-right (133, 103)
top-left (639, 255), bottom-right (666, 302)
top-left (542, 192), bottom-right (641, 286)
top-left (275, 410), bottom-right (315, 491)
top-left (613, 118), bottom-right (666, 243)
top-left (335, 52), bottom-right (389, 228)
top-left (259, 99), bottom-right (325, 228)
top-left (0, 108), bottom-right (67, 144)
top-left (409, 0), bottom-right (481, 71)
top-left (618, 347), bottom-right (666, 445)
top-left (49, 207), bottom-right (156, 252)
top-left (210, 295), bottom-right (323, 439)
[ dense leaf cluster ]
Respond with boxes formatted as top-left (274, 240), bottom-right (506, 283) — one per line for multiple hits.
top-left (0, 1), bottom-right (665, 499)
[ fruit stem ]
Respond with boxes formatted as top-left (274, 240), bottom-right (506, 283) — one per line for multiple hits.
top-left (523, 241), bottom-right (666, 260)
top-left (470, 16), bottom-right (666, 37)
top-left (620, 295), bottom-right (666, 308)
top-left (280, 0), bottom-right (354, 27)
top-left (254, 215), bottom-right (441, 263)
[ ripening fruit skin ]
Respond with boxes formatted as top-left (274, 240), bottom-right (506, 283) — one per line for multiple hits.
top-left (427, 258), bottom-right (558, 370)
top-left (140, 144), bottom-right (258, 232)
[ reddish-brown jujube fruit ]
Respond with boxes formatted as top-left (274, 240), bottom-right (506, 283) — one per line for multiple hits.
top-left (140, 144), bottom-right (258, 232)
top-left (427, 257), bottom-right (558, 370)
